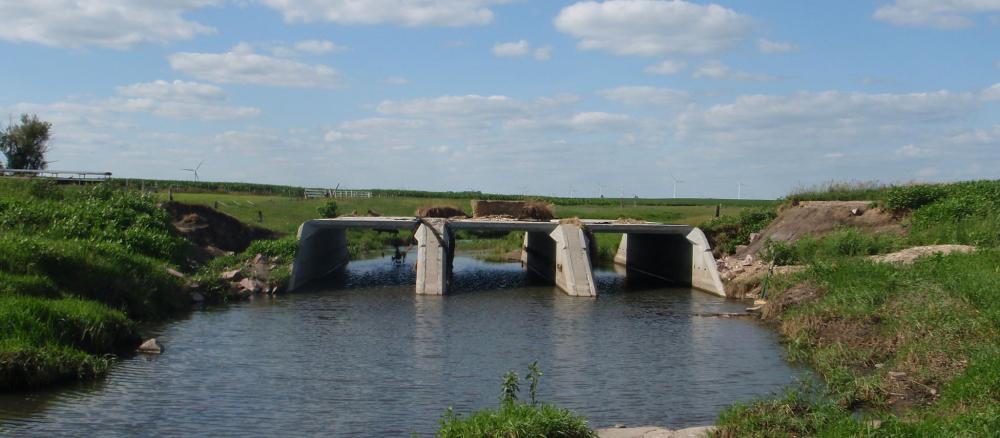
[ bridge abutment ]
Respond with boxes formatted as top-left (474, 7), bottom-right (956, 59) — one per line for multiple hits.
top-left (289, 221), bottom-right (350, 291)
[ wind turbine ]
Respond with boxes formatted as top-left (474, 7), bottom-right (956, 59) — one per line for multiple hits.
top-left (668, 172), bottom-right (684, 199)
top-left (182, 160), bottom-right (203, 181)
top-left (737, 181), bottom-right (747, 200)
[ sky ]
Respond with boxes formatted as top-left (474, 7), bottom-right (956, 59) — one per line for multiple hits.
top-left (1, 0), bottom-right (999, 199)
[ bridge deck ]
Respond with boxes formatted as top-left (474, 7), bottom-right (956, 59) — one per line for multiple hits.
top-left (302, 217), bottom-right (694, 234)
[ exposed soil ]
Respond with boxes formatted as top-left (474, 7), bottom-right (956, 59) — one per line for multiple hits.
top-left (161, 201), bottom-right (279, 253)
top-left (739, 201), bottom-right (903, 258)
top-left (761, 282), bottom-right (825, 321)
top-left (870, 245), bottom-right (975, 265)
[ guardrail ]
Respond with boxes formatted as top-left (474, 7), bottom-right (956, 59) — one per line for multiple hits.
top-left (0, 169), bottom-right (112, 182)
top-left (304, 188), bottom-right (373, 199)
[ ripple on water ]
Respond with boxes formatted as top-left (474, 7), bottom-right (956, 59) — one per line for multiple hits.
top-left (0, 256), bottom-right (803, 437)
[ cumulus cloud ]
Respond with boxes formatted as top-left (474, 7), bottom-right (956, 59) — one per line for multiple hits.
top-left (644, 60), bottom-right (687, 75)
top-left (693, 61), bottom-right (773, 81)
top-left (554, 0), bottom-right (753, 56)
top-left (492, 40), bottom-right (531, 57)
top-left (874, 0), bottom-right (1000, 29)
top-left (983, 83), bottom-right (1000, 101)
top-left (169, 43), bottom-right (342, 88)
top-left (677, 90), bottom-right (977, 151)
top-left (114, 80), bottom-right (260, 120)
top-left (757, 38), bottom-right (797, 54)
top-left (259, 0), bottom-right (509, 26)
top-left (0, 0), bottom-right (219, 49)
top-left (598, 86), bottom-right (688, 106)
top-left (492, 40), bottom-right (552, 60)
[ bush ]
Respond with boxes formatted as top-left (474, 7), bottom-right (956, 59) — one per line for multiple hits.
top-left (701, 207), bottom-right (777, 254)
top-left (885, 184), bottom-right (949, 211)
top-left (761, 239), bottom-right (799, 266)
top-left (317, 200), bottom-right (338, 218)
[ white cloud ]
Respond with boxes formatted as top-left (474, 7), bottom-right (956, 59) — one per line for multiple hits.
top-left (677, 90), bottom-right (977, 152)
top-left (570, 112), bottom-right (632, 129)
top-left (983, 83), bottom-right (1000, 101)
top-left (598, 86), bottom-right (688, 106)
top-left (644, 60), bottom-right (687, 75)
top-left (492, 40), bottom-right (531, 57)
top-left (114, 80), bottom-right (260, 120)
top-left (169, 43), bottom-right (342, 88)
top-left (0, 0), bottom-right (219, 49)
top-left (293, 40), bottom-right (349, 54)
top-left (757, 38), bottom-right (797, 54)
top-left (554, 0), bottom-right (753, 56)
top-left (693, 61), bottom-right (773, 81)
top-left (324, 130), bottom-right (367, 142)
top-left (492, 40), bottom-right (552, 61)
top-left (874, 0), bottom-right (1000, 29)
top-left (534, 46), bottom-right (553, 61)
top-left (259, 0), bottom-right (508, 26)
top-left (895, 144), bottom-right (930, 157)
top-left (385, 76), bottom-right (410, 85)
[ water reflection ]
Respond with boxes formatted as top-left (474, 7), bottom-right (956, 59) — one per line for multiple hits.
top-left (0, 256), bottom-right (803, 436)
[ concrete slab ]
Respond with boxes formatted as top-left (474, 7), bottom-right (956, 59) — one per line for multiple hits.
top-left (595, 426), bottom-right (715, 438)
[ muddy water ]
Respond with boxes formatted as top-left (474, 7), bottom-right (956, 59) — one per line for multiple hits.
top-left (0, 256), bottom-right (802, 436)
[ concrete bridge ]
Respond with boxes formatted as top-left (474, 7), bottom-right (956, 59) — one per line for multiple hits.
top-left (289, 217), bottom-right (725, 297)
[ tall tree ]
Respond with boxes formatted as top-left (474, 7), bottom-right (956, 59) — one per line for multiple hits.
top-left (0, 114), bottom-right (52, 170)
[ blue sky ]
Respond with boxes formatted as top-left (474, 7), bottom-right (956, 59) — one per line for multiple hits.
top-left (1, 0), bottom-right (999, 199)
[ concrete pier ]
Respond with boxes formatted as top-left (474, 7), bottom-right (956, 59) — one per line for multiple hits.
top-left (289, 217), bottom-right (725, 297)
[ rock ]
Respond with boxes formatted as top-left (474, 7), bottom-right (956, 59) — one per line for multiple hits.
top-left (165, 267), bottom-right (185, 279)
top-left (888, 371), bottom-right (907, 379)
top-left (742, 255), bottom-right (755, 266)
top-left (749, 232), bottom-right (761, 243)
top-left (238, 278), bottom-right (265, 294)
top-left (851, 207), bottom-right (864, 216)
top-left (874, 363), bottom-right (884, 369)
top-left (220, 269), bottom-right (242, 281)
top-left (866, 419), bottom-right (882, 429)
top-left (251, 253), bottom-right (265, 265)
top-left (732, 265), bottom-right (744, 273)
top-left (190, 291), bottom-right (205, 303)
top-left (202, 245), bottom-right (228, 258)
top-left (137, 338), bottom-right (162, 354)
top-left (613, 424), bottom-right (626, 428)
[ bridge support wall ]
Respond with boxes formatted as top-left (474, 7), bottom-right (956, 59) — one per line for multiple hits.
top-left (415, 219), bottom-right (452, 295)
top-left (550, 224), bottom-right (597, 297)
top-left (289, 222), bottom-right (350, 291)
top-left (613, 231), bottom-right (725, 296)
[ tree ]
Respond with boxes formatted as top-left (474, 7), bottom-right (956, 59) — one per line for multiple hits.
top-left (0, 114), bottom-right (52, 170)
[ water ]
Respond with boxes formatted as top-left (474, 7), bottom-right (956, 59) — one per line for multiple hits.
top-left (0, 256), bottom-right (802, 437)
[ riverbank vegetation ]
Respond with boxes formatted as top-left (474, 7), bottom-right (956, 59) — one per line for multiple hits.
top-left (437, 363), bottom-right (596, 437)
top-left (0, 180), bottom-right (190, 390)
top-left (717, 179), bottom-right (1000, 436)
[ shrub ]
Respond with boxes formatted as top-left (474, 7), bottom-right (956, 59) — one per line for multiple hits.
top-left (701, 207), bottom-right (777, 254)
top-left (761, 239), bottom-right (799, 266)
top-left (317, 200), bottom-right (338, 218)
top-left (885, 184), bottom-right (949, 211)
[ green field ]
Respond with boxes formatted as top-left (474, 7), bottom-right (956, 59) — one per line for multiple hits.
top-left (161, 192), bottom-right (761, 234)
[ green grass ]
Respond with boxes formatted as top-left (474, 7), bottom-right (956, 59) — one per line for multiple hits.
top-left (0, 180), bottom-right (190, 390)
top-left (0, 295), bottom-right (137, 390)
top-left (436, 403), bottom-right (596, 438)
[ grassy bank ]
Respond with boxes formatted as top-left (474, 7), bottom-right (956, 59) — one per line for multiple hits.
top-left (717, 179), bottom-right (1000, 436)
top-left (0, 180), bottom-right (194, 390)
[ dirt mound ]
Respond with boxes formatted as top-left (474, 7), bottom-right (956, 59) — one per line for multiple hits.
top-left (522, 201), bottom-right (554, 221)
top-left (415, 205), bottom-right (468, 218)
top-left (741, 201), bottom-right (902, 257)
top-left (870, 245), bottom-right (975, 265)
top-left (161, 202), bottom-right (279, 253)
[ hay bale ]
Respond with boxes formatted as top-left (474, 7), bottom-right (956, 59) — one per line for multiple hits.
top-left (415, 205), bottom-right (468, 218)
top-left (472, 200), bottom-right (526, 218)
top-left (522, 200), bottom-right (554, 221)
top-left (470, 199), bottom-right (555, 221)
